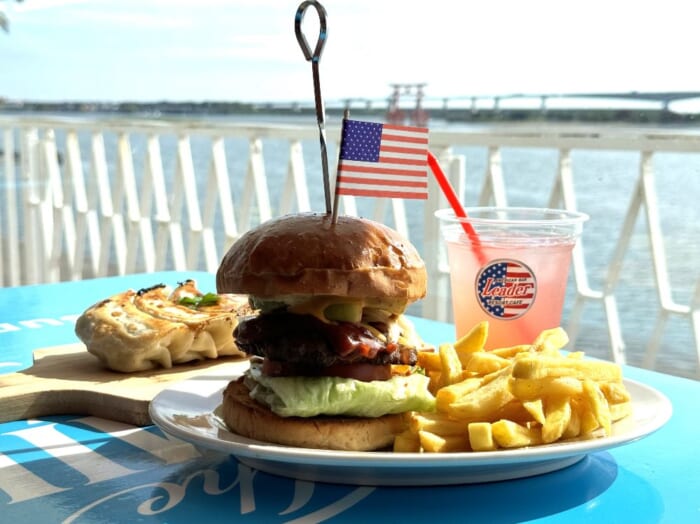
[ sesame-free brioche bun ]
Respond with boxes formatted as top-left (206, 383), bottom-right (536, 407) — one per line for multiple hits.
top-left (216, 212), bottom-right (427, 301)
top-left (222, 378), bottom-right (408, 451)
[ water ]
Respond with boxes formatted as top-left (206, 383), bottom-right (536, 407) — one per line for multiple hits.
top-left (1, 111), bottom-right (698, 378)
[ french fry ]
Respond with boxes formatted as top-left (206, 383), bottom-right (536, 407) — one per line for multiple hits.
top-left (610, 401), bottom-right (633, 422)
top-left (480, 364), bottom-right (514, 385)
top-left (392, 321), bottom-right (633, 453)
top-left (393, 429), bottom-right (421, 452)
top-left (600, 381), bottom-right (632, 404)
top-left (453, 321), bottom-right (488, 365)
top-left (426, 370), bottom-right (442, 395)
top-left (438, 343), bottom-right (464, 387)
top-left (532, 327), bottom-right (569, 354)
top-left (417, 350), bottom-right (441, 372)
top-left (510, 376), bottom-right (583, 401)
top-left (468, 422), bottom-right (496, 451)
top-left (542, 396), bottom-right (572, 443)
top-left (447, 374), bottom-right (514, 421)
top-left (583, 379), bottom-right (612, 435)
top-left (419, 430), bottom-right (469, 453)
top-left (522, 398), bottom-right (546, 425)
top-left (512, 356), bottom-right (623, 382)
top-left (492, 399), bottom-right (533, 424)
top-left (572, 396), bottom-right (602, 435)
top-left (409, 412), bottom-right (466, 436)
top-left (436, 376), bottom-right (482, 412)
top-left (492, 419), bottom-right (541, 448)
top-left (463, 352), bottom-right (511, 375)
top-left (490, 344), bottom-right (532, 359)
top-left (562, 405), bottom-right (581, 439)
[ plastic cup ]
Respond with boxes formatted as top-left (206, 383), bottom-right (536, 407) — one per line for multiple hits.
top-left (435, 207), bottom-right (589, 349)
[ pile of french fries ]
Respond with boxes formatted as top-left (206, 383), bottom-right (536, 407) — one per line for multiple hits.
top-left (394, 321), bottom-right (632, 453)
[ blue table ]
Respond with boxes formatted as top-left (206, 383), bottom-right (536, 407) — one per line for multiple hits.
top-left (1, 272), bottom-right (698, 523)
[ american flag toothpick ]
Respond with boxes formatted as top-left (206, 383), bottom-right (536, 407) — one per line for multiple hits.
top-left (334, 118), bottom-right (430, 200)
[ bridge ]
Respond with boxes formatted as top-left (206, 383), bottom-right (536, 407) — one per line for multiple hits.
top-left (308, 89), bottom-right (700, 126)
top-left (329, 90), bottom-right (700, 113)
top-left (546, 91), bottom-right (700, 103)
top-left (445, 91), bottom-right (700, 112)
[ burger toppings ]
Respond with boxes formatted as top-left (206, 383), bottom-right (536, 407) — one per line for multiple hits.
top-left (243, 359), bottom-right (435, 418)
top-left (249, 294), bottom-right (408, 324)
top-left (234, 296), bottom-right (423, 382)
top-left (235, 311), bottom-right (416, 363)
top-left (260, 359), bottom-right (393, 381)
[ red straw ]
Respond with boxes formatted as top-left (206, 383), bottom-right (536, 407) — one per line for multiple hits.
top-left (427, 151), bottom-right (487, 264)
top-left (429, 152), bottom-right (528, 345)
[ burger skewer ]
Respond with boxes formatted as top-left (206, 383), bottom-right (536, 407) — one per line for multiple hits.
top-left (294, 0), bottom-right (332, 215)
top-left (331, 108), bottom-right (350, 225)
top-left (216, 3), bottom-right (435, 452)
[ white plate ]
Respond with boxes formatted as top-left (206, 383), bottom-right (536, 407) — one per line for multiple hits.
top-left (149, 362), bottom-right (672, 486)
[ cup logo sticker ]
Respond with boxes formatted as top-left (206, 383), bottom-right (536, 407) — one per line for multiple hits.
top-left (475, 259), bottom-right (537, 320)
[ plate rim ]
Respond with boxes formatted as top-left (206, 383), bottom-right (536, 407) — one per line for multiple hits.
top-left (149, 371), bottom-right (673, 469)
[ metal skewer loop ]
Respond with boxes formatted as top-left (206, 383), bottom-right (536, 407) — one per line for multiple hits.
top-left (295, 1), bottom-right (332, 215)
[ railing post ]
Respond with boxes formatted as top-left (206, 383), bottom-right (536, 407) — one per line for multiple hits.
top-left (479, 146), bottom-right (508, 206)
top-left (280, 140), bottom-right (311, 215)
top-left (423, 146), bottom-right (459, 323)
top-left (240, 138), bottom-right (272, 232)
top-left (209, 137), bottom-right (238, 254)
top-left (2, 128), bottom-right (20, 286)
top-left (92, 131), bottom-right (123, 276)
top-left (691, 279), bottom-right (700, 379)
top-left (640, 151), bottom-right (691, 370)
top-left (144, 134), bottom-right (171, 272)
top-left (117, 132), bottom-right (145, 274)
top-left (201, 137), bottom-right (231, 272)
top-left (174, 134), bottom-right (204, 271)
top-left (21, 127), bottom-right (42, 284)
top-left (65, 130), bottom-right (89, 280)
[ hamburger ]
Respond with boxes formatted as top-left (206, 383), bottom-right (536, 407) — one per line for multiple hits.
top-left (216, 212), bottom-right (435, 451)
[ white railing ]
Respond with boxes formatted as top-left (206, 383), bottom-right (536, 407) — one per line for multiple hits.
top-left (1, 114), bottom-right (698, 379)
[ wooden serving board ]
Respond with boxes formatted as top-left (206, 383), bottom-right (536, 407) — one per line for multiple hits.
top-left (0, 344), bottom-right (248, 426)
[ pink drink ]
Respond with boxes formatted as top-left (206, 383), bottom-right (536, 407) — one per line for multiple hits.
top-left (446, 238), bottom-right (574, 349)
top-left (436, 207), bottom-right (588, 349)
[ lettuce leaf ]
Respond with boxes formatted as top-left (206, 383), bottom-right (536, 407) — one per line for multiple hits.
top-left (245, 363), bottom-right (436, 418)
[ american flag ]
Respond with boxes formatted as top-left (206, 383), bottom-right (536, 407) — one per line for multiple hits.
top-left (476, 260), bottom-right (536, 319)
top-left (335, 119), bottom-right (429, 199)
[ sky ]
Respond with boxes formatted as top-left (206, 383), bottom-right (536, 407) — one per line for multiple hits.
top-left (0, 0), bottom-right (698, 108)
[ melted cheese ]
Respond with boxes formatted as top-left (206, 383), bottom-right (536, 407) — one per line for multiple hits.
top-left (259, 295), bottom-right (407, 322)
top-left (287, 295), bottom-right (359, 322)
top-left (258, 294), bottom-right (423, 347)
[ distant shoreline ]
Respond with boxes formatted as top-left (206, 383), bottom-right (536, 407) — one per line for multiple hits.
top-left (1, 99), bottom-right (698, 125)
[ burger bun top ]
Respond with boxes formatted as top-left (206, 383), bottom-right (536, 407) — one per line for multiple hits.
top-left (216, 212), bottom-right (427, 302)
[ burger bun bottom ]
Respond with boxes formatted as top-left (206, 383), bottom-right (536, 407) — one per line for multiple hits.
top-left (222, 377), bottom-right (409, 451)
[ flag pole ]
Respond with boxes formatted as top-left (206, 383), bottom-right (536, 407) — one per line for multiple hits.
top-left (331, 108), bottom-right (350, 225)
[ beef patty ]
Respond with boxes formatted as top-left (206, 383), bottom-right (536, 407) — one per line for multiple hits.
top-left (233, 311), bottom-right (417, 371)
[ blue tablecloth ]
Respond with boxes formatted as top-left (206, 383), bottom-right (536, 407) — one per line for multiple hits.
top-left (1, 272), bottom-right (697, 523)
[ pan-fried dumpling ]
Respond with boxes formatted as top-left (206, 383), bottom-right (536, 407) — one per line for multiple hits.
top-left (75, 280), bottom-right (253, 372)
